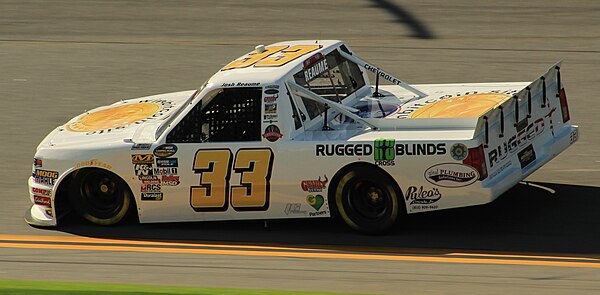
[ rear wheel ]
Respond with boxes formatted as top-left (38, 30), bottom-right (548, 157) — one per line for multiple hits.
top-left (335, 167), bottom-right (403, 234)
top-left (68, 169), bottom-right (131, 225)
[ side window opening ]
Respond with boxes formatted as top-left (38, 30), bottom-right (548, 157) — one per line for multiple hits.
top-left (286, 85), bottom-right (303, 130)
top-left (292, 49), bottom-right (366, 120)
top-left (167, 87), bottom-right (262, 143)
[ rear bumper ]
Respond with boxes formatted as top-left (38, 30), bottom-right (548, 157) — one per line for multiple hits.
top-left (485, 124), bottom-right (579, 198)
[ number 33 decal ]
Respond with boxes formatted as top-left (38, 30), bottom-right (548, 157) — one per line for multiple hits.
top-left (221, 45), bottom-right (321, 70)
top-left (190, 148), bottom-right (274, 212)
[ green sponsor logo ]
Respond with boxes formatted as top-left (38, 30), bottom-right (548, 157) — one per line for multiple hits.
top-left (307, 194), bottom-right (324, 211)
top-left (374, 139), bottom-right (395, 161)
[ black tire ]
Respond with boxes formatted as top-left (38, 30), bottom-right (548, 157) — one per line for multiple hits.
top-left (335, 166), bottom-right (403, 234)
top-left (68, 169), bottom-right (131, 225)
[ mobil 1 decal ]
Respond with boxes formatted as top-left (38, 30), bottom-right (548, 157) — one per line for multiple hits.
top-left (424, 163), bottom-right (479, 188)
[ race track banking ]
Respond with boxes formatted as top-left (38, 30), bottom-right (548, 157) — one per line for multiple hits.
top-left (1, 0), bottom-right (599, 294)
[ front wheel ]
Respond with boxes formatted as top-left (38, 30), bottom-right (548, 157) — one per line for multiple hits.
top-left (68, 169), bottom-right (131, 225)
top-left (335, 167), bottom-right (403, 234)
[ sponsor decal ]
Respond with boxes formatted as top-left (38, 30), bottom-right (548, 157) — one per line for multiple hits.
top-left (424, 163), bottom-right (479, 188)
top-left (67, 99), bottom-right (174, 135)
top-left (263, 114), bottom-right (278, 121)
top-left (34, 195), bottom-right (52, 207)
top-left (221, 82), bottom-right (261, 88)
top-left (307, 194), bottom-right (324, 211)
top-left (303, 58), bottom-right (329, 82)
top-left (153, 144), bottom-right (178, 158)
top-left (131, 143), bottom-right (152, 150)
top-left (300, 175), bottom-right (328, 193)
top-left (153, 167), bottom-right (178, 175)
top-left (394, 90), bottom-right (517, 119)
top-left (33, 158), bottom-right (42, 167)
top-left (156, 158), bottom-right (178, 168)
top-left (517, 144), bottom-right (536, 169)
top-left (363, 63), bottom-right (406, 87)
top-left (262, 125), bottom-right (283, 142)
top-left (371, 139), bottom-right (447, 166)
top-left (374, 139), bottom-right (396, 166)
top-left (284, 203), bottom-right (307, 215)
top-left (140, 176), bottom-right (161, 185)
top-left (161, 175), bottom-right (180, 186)
top-left (489, 160), bottom-right (512, 180)
top-left (134, 164), bottom-right (153, 176)
top-left (309, 210), bottom-right (327, 217)
top-left (32, 187), bottom-right (52, 196)
top-left (450, 143), bottom-right (468, 161)
top-left (75, 159), bottom-right (112, 170)
top-left (265, 84), bottom-right (279, 89)
top-left (264, 103), bottom-right (277, 114)
top-left (141, 192), bottom-right (163, 201)
top-left (405, 186), bottom-right (442, 205)
top-left (138, 175), bottom-right (158, 181)
top-left (131, 154), bottom-right (154, 165)
top-left (409, 93), bottom-right (512, 118)
top-left (34, 169), bottom-right (58, 179)
top-left (488, 108), bottom-right (555, 168)
top-left (33, 169), bottom-right (59, 185)
top-left (264, 89), bottom-right (279, 95)
top-left (302, 52), bottom-right (325, 68)
top-left (316, 144), bottom-right (372, 157)
top-left (263, 94), bottom-right (278, 102)
top-left (141, 183), bottom-right (161, 192)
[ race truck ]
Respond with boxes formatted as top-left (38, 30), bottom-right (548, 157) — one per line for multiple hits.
top-left (27, 40), bottom-right (579, 234)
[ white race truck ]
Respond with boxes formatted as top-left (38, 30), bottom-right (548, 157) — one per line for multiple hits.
top-left (27, 40), bottom-right (578, 234)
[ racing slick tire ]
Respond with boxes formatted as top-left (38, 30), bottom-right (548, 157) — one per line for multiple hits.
top-left (335, 166), bottom-right (403, 234)
top-left (68, 168), bottom-right (131, 225)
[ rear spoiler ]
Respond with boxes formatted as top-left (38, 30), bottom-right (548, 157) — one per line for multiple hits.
top-left (474, 62), bottom-right (567, 147)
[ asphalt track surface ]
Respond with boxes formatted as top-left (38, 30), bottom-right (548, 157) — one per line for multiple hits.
top-left (1, 0), bottom-right (599, 294)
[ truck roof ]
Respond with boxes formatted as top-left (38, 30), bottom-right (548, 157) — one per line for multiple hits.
top-left (208, 40), bottom-right (344, 86)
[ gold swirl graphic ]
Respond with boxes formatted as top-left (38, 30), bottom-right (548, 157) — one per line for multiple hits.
top-left (67, 102), bottom-right (161, 132)
top-left (409, 93), bottom-right (512, 118)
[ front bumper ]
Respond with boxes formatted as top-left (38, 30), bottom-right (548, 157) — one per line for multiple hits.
top-left (25, 176), bottom-right (57, 227)
top-left (24, 204), bottom-right (57, 227)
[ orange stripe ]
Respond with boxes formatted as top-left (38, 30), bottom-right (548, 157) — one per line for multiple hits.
top-left (447, 252), bottom-right (599, 262)
top-left (0, 240), bottom-right (599, 269)
top-left (0, 234), bottom-right (325, 252)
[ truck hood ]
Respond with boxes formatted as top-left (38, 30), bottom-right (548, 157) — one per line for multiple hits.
top-left (40, 90), bottom-right (196, 148)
